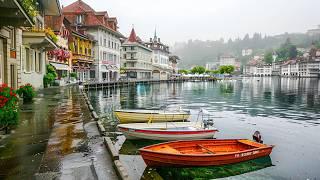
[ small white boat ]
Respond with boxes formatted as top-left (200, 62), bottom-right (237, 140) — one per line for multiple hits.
top-left (117, 122), bottom-right (218, 141)
top-left (114, 109), bottom-right (190, 124)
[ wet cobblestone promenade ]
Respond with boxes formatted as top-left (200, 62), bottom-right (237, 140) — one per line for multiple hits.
top-left (0, 86), bottom-right (117, 180)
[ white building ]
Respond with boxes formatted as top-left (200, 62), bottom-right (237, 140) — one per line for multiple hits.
top-left (242, 49), bottom-right (253, 56)
top-left (219, 55), bottom-right (240, 71)
top-left (121, 28), bottom-right (153, 80)
top-left (206, 62), bottom-right (219, 70)
top-left (146, 31), bottom-right (171, 80)
top-left (307, 25), bottom-right (320, 36)
top-left (63, 0), bottom-right (122, 82)
top-left (87, 28), bottom-right (122, 82)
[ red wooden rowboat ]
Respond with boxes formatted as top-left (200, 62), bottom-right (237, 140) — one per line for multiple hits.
top-left (139, 139), bottom-right (274, 167)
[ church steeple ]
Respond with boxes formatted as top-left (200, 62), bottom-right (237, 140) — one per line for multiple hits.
top-left (153, 28), bottom-right (157, 42)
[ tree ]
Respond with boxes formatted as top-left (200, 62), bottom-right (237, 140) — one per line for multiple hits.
top-left (191, 66), bottom-right (206, 74)
top-left (218, 65), bottom-right (235, 74)
top-left (264, 51), bottom-right (274, 64)
top-left (276, 38), bottom-right (298, 61)
top-left (178, 69), bottom-right (189, 74)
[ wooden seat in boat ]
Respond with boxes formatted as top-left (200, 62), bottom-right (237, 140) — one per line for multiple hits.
top-left (157, 145), bottom-right (181, 154)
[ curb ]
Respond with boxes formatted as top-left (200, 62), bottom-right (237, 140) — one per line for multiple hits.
top-left (114, 160), bottom-right (130, 180)
top-left (103, 137), bottom-right (119, 160)
top-left (92, 111), bottom-right (99, 121)
top-left (97, 121), bottom-right (106, 136)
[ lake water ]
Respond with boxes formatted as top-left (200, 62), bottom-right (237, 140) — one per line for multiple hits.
top-left (88, 77), bottom-right (320, 179)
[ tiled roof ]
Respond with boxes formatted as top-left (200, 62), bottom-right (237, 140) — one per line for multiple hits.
top-left (45, 15), bottom-right (64, 32)
top-left (62, 0), bottom-right (122, 37)
top-left (128, 28), bottom-right (137, 42)
top-left (63, 0), bottom-right (95, 13)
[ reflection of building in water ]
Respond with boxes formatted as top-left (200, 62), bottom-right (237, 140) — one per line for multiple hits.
top-left (97, 87), bottom-right (121, 112)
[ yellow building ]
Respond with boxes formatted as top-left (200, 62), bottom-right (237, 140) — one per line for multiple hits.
top-left (69, 31), bottom-right (94, 82)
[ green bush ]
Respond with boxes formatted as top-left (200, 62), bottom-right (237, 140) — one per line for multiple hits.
top-left (70, 72), bottom-right (77, 78)
top-left (43, 64), bottom-right (57, 88)
top-left (0, 84), bottom-right (19, 132)
top-left (17, 83), bottom-right (36, 103)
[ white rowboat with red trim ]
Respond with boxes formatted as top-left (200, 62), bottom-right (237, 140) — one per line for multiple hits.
top-left (117, 122), bottom-right (218, 141)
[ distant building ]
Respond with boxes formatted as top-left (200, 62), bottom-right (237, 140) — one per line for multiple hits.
top-left (219, 55), bottom-right (240, 71)
top-left (307, 25), bottom-right (320, 36)
top-left (121, 28), bottom-right (153, 80)
top-left (205, 62), bottom-right (219, 70)
top-left (242, 49), bottom-right (253, 56)
top-left (146, 30), bottom-right (171, 80)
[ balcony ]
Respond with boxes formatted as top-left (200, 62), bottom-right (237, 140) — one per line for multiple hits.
top-left (22, 30), bottom-right (57, 50)
top-left (72, 53), bottom-right (94, 63)
top-left (0, 0), bottom-right (34, 27)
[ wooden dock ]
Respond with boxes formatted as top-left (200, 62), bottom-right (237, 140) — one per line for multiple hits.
top-left (83, 78), bottom-right (216, 90)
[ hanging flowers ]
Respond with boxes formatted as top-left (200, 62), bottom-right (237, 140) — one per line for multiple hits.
top-left (48, 49), bottom-right (71, 61)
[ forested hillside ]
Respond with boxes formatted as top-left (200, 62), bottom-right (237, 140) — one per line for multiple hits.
top-left (173, 33), bottom-right (320, 68)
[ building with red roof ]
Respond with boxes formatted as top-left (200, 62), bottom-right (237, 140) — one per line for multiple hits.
top-left (121, 28), bottom-right (153, 80)
top-left (62, 0), bottom-right (123, 82)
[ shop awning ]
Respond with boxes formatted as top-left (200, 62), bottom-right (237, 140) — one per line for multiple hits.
top-left (50, 62), bottom-right (69, 71)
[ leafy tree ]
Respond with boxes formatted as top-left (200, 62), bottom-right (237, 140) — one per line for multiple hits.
top-left (264, 51), bottom-right (274, 64)
top-left (178, 69), bottom-right (189, 74)
top-left (276, 38), bottom-right (298, 61)
top-left (191, 66), bottom-right (206, 74)
top-left (218, 65), bottom-right (235, 74)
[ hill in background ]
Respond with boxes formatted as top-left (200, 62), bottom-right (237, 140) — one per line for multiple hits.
top-left (172, 32), bottom-right (320, 69)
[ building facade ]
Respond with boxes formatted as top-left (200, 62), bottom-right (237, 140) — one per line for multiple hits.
top-left (121, 28), bottom-right (153, 80)
top-left (45, 16), bottom-right (72, 85)
top-left (20, 0), bottom-right (61, 89)
top-left (219, 55), bottom-right (240, 71)
top-left (146, 31), bottom-right (171, 80)
top-left (69, 31), bottom-right (94, 82)
top-left (63, 0), bottom-right (122, 82)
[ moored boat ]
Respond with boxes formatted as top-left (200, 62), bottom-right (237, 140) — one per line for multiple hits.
top-left (139, 139), bottom-right (274, 167)
top-left (117, 122), bottom-right (217, 140)
top-left (114, 109), bottom-right (190, 124)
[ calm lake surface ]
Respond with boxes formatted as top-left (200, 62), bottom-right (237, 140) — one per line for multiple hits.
top-left (88, 77), bottom-right (320, 179)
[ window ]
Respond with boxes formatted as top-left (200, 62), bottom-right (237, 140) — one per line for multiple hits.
top-left (34, 51), bottom-right (38, 72)
top-left (124, 47), bottom-right (126, 51)
top-left (25, 48), bottom-right (31, 72)
top-left (38, 52), bottom-right (42, 73)
top-left (104, 39), bottom-right (106, 47)
top-left (108, 40), bottom-right (111, 48)
top-left (10, 64), bottom-right (16, 89)
top-left (9, 28), bottom-right (16, 49)
top-left (131, 46), bottom-right (134, 50)
top-left (76, 15), bottom-right (84, 24)
top-left (123, 54), bottom-right (127, 59)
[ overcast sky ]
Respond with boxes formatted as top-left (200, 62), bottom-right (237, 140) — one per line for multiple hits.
top-left (60, 0), bottom-right (320, 45)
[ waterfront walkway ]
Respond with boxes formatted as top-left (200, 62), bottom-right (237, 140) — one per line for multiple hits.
top-left (36, 87), bottom-right (117, 179)
top-left (0, 86), bottom-right (118, 180)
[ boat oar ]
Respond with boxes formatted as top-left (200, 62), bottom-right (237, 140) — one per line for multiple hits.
top-left (197, 144), bottom-right (215, 154)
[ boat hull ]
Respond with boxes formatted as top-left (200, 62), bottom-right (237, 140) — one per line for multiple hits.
top-left (119, 127), bottom-right (216, 141)
top-left (114, 110), bottom-right (190, 124)
top-left (139, 139), bottom-right (274, 167)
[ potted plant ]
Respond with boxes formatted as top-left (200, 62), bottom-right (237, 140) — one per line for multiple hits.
top-left (0, 84), bottom-right (19, 134)
top-left (17, 83), bottom-right (36, 103)
top-left (70, 72), bottom-right (77, 82)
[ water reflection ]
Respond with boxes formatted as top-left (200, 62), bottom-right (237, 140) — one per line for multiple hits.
top-left (142, 156), bottom-right (273, 180)
top-left (88, 77), bottom-right (320, 179)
